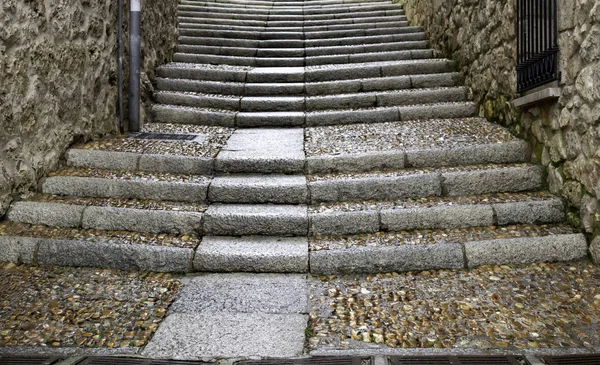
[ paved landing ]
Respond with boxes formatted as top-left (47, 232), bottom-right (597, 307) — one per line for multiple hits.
top-left (142, 273), bottom-right (308, 360)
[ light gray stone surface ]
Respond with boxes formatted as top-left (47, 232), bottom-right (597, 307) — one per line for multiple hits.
top-left (442, 165), bottom-right (542, 196)
top-left (591, 236), bottom-right (600, 265)
top-left (305, 151), bottom-right (405, 173)
top-left (138, 154), bottom-right (214, 175)
top-left (7, 201), bottom-right (85, 228)
top-left (0, 236), bottom-right (39, 264)
top-left (194, 236), bottom-right (308, 273)
top-left (309, 173), bottom-right (441, 202)
top-left (310, 244), bottom-right (465, 274)
top-left (204, 204), bottom-right (308, 235)
top-left (209, 174), bottom-right (308, 204)
top-left (493, 199), bottom-right (565, 225)
top-left (310, 210), bottom-right (380, 236)
top-left (465, 234), bottom-right (588, 267)
top-left (170, 273), bottom-right (308, 314)
top-left (67, 149), bottom-right (139, 171)
top-left (42, 176), bottom-right (209, 203)
top-left (82, 206), bottom-right (204, 235)
top-left (36, 239), bottom-right (193, 272)
top-left (142, 312), bottom-right (307, 359)
top-left (215, 128), bottom-right (305, 173)
top-left (380, 204), bottom-right (494, 231)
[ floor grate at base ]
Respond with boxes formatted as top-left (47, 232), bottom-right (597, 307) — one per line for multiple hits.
top-left (74, 357), bottom-right (215, 365)
top-left (129, 133), bottom-right (201, 142)
top-left (389, 356), bottom-right (526, 365)
top-left (235, 357), bottom-right (371, 365)
top-left (0, 357), bottom-right (63, 365)
top-left (540, 354), bottom-right (600, 365)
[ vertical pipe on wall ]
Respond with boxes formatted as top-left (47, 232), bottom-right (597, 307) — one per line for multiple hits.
top-left (128, 0), bottom-right (141, 132)
top-left (117, 0), bottom-right (124, 133)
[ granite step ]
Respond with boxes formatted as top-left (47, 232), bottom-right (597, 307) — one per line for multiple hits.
top-left (309, 224), bottom-right (587, 274)
top-left (177, 2), bottom-right (400, 15)
top-left (308, 192), bottom-right (566, 236)
top-left (208, 174), bottom-right (309, 204)
top-left (177, 8), bottom-right (404, 21)
top-left (177, 14), bottom-right (408, 27)
top-left (155, 87), bottom-right (468, 112)
top-left (156, 72), bottom-right (463, 96)
top-left (41, 168), bottom-right (210, 203)
top-left (178, 19), bottom-right (409, 32)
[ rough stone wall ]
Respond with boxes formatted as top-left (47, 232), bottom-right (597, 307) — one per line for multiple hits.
top-left (0, 0), bottom-right (177, 217)
top-left (399, 0), bottom-right (600, 254)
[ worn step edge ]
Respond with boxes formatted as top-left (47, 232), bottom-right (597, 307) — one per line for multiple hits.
top-left (176, 14), bottom-right (408, 27)
top-left (67, 149), bottom-right (214, 175)
top-left (209, 174), bottom-right (309, 204)
top-left (178, 19), bottom-right (410, 33)
top-left (176, 8), bottom-right (405, 21)
top-left (6, 201), bottom-right (204, 235)
top-left (0, 235), bottom-right (193, 272)
top-left (204, 204), bottom-right (309, 236)
top-left (308, 164), bottom-right (542, 202)
top-left (309, 234), bottom-right (587, 274)
top-left (42, 175), bottom-right (209, 203)
top-left (193, 236), bottom-right (308, 272)
top-left (309, 197), bottom-right (565, 236)
top-left (177, 3), bottom-right (401, 15)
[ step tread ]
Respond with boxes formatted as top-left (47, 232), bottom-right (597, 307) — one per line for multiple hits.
top-left (47, 167), bottom-right (210, 184)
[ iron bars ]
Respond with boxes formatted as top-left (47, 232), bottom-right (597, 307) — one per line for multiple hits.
top-left (516, 0), bottom-right (560, 93)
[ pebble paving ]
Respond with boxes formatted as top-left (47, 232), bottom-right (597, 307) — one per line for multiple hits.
top-left (0, 222), bottom-right (200, 249)
top-left (308, 261), bottom-right (600, 350)
top-left (304, 118), bottom-right (517, 156)
top-left (78, 123), bottom-right (234, 157)
top-left (309, 224), bottom-right (575, 251)
top-left (0, 263), bottom-right (181, 348)
top-left (50, 167), bottom-right (210, 184)
top-left (309, 191), bottom-right (555, 214)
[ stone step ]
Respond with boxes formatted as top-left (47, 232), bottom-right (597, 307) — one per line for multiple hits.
top-left (181, 0), bottom-right (392, 7)
top-left (0, 221), bottom-right (196, 272)
top-left (309, 225), bottom-right (587, 274)
top-left (156, 72), bottom-right (463, 96)
top-left (150, 101), bottom-right (477, 127)
top-left (178, 2), bottom-right (400, 15)
top-left (193, 236), bottom-right (309, 272)
top-left (155, 87), bottom-right (468, 112)
top-left (309, 192), bottom-right (565, 236)
top-left (308, 164), bottom-right (542, 202)
top-left (175, 40), bottom-right (427, 59)
top-left (172, 48), bottom-right (432, 67)
top-left (204, 204), bottom-right (309, 236)
top-left (178, 19), bottom-right (408, 32)
top-left (177, 26), bottom-right (414, 41)
top-left (179, 30), bottom-right (424, 48)
top-left (177, 14), bottom-right (407, 27)
top-left (208, 174), bottom-right (308, 204)
top-left (177, 8), bottom-right (404, 21)
top-left (41, 169), bottom-right (210, 203)
top-left (6, 197), bottom-right (205, 235)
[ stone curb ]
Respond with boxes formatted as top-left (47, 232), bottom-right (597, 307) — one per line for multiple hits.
top-left (309, 243), bottom-right (465, 274)
top-left (310, 198), bottom-right (564, 236)
top-left (193, 236), bottom-right (309, 272)
top-left (42, 176), bottom-right (209, 203)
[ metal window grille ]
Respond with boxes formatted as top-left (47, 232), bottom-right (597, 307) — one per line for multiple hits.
top-left (516, 0), bottom-right (560, 93)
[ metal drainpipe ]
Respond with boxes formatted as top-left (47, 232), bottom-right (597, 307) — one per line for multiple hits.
top-left (128, 0), bottom-right (141, 132)
top-left (117, 0), bottom-right (124, 133)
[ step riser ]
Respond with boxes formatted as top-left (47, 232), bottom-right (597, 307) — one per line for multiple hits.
top-left (177, 14), bottom-right (408, 27)
top-left (156, 73), bottom-right (463, 96)
top-left (150, 102), bottom-right (477, 127)
top-left (203, 205), bottom-right (308, 236)
top-left (310, 234), bottom-right (588, 274)
top-left (181, 0), bottom-right (394, 7)
top-left (208, 175), bottom-right (309, 204)
top-left (177, 26), bottom-right (413, 40)
top-left (178, 19), bottom-right (409, 32)
top-left (178, 3), bottom-right (401, 16)
top-left (178, 31), bottom-right (424, 48)
top-left (177, 9), bottom-right (405, 21)
top-left (42, 176), bottom-right (209, 203)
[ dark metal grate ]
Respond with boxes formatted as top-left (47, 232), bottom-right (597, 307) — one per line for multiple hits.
top-left (0, 358), bottom-right (62, 365)
top-left (235, 357), bottom-right (371, 365)
top-left (389, 356), bottom-right (525, 365)
top-left (75, 357), bottom-right (215, 365)
top-left (540, 354), bottom-right (600, 365)
top-left (129, 133), bottom-right (198, 141)
top-left (515, 0), bottom-right (560, 93)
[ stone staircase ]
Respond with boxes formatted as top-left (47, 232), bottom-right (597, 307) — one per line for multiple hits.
top-left (0, 0), bottom-right (588, 276)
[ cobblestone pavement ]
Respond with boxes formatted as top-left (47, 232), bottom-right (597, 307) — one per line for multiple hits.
top-left (308, 261), bottom-right (600, 351)
top-left (0, 263), bottom-right (181, 349)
